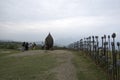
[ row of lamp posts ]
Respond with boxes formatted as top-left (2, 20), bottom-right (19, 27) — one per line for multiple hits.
top-left (68, 33), bottom-right (120, 80)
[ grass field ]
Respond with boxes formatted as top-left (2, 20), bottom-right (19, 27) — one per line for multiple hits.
top-left (72, 51), bottom-right (107, 80)
top-left (0, 49), bottom-right (20, 57)
top-left (0, 50), bottom-right (57, 80)
top-left (0, 49), bottom-right (107, 80)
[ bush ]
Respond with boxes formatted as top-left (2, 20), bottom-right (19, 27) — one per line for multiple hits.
top-left (0, 41), bottom-right (22, 50)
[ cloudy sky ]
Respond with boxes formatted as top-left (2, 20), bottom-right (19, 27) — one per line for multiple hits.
top-left (0, 0), bottom-right (120, 46)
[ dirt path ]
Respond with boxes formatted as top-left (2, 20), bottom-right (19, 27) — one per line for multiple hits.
top-left (50, 50), bottom-right (78, 80)
top-left (7, 50), bottom-right (78, 80)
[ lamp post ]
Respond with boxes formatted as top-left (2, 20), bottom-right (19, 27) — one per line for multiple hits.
top-left (111, 33), bottom-right (117, 80)
top-left (95, 36), bottom-right (99, 64)
top-left (108, 35), bottom-right (111, 59)
top-left (117, 42), bottom-right (120, 80)
top-left (89, 36), bottom-right (91, 56)
top-left (104, 35), bottom-right (107, 56)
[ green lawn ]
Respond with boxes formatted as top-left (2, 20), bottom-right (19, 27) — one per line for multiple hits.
top-left (0, 50), bottom-right (57, 80)
top-left (72, 51), bottom-right (107, 80)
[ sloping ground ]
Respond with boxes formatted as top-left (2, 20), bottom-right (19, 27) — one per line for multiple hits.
top-left (0, 50), bottom-right (106, 80)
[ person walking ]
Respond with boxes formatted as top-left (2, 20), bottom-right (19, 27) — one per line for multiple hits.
top-left (22, 42), bottom-right (25, 51)
top-left (25, 42), bottom-right (29, 50)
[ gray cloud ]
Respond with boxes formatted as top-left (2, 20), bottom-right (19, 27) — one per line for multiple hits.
top-left (0, 0), bottom-right (120, 45)
top-left (1, 0), bottom-right (120, 22)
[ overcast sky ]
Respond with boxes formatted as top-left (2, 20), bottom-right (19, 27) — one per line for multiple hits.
top-left (0, 0), bottom-right (120, 46)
